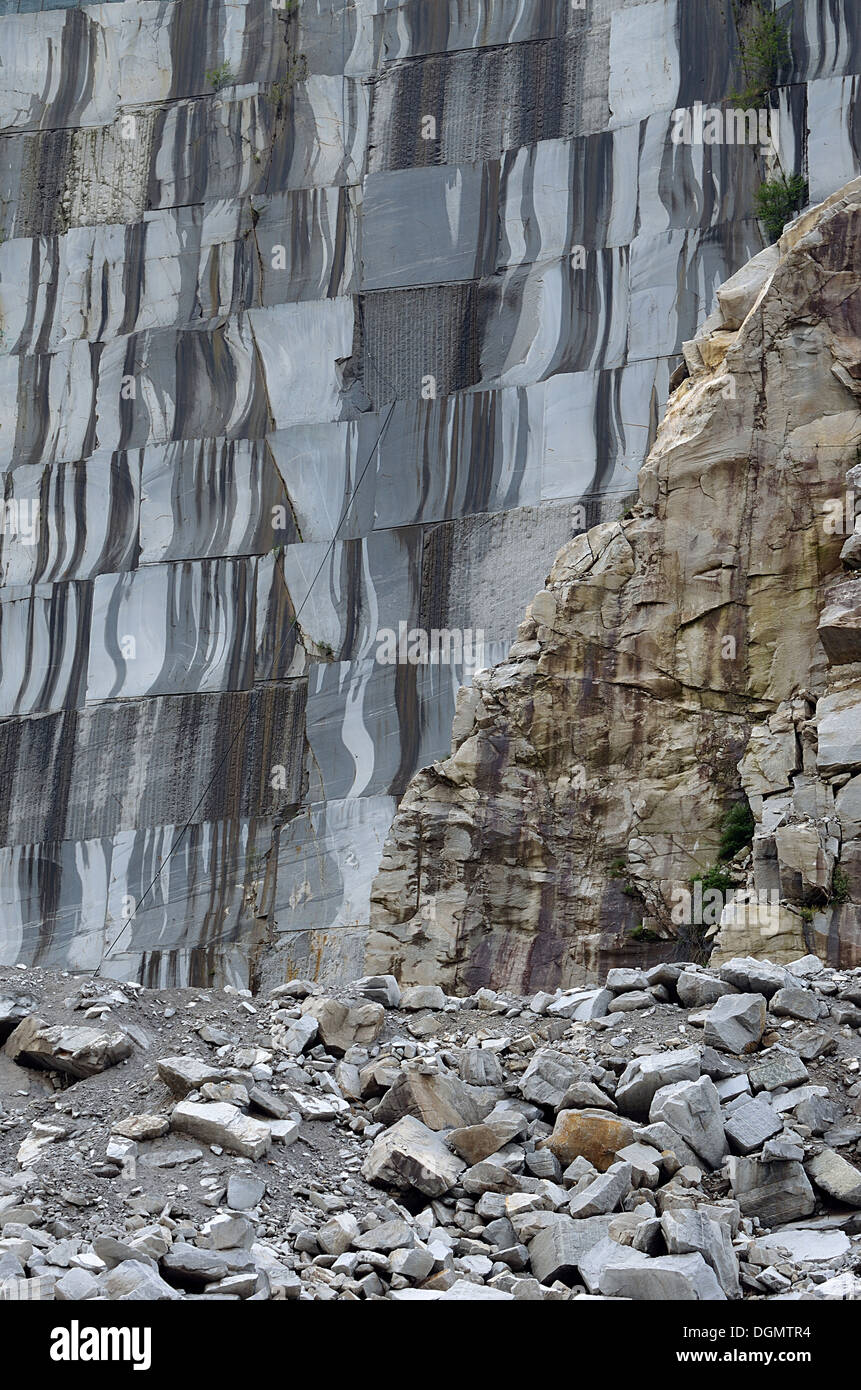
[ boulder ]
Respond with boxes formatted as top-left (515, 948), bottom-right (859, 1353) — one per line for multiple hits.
top-left (723, 1099), bottom-right (783, 1155)
top-left (805, 1148), bottom-right (861, 1207)
top-left (447, 1113), bottom-right (527, 1164)
top-left (649, 1077), bottom-right (727, 1169)
top-left (527, 1214), bottom-right (614, 1284)
top-left (676, 973), bottom-right (736, 1009)
top-left (568, 1162), bottom-right (632, 1218)
top-left (755, 1228), bottom-right (851, 1263)
top-left (770, 987), bottom-right (821, 1022)
top-left (728, 1156), bottom-right (815, 1225)
top-left (635, 1122), bottom-right (706, 1172)
top-left (600, 1251), bottom-right (726, 1301)
top-left (747, 1049), bottom-right (809, 1093)
top-left (459, 1048), bottom-right (505, 1087)
top-left (111, 1114), bottom-right (170, 1141)
top-left (227, 1175), bottom-right (265, 1210)
top-left (101, 1260), bottom-right (182, 1301)
top-left (615, 1047), bottom-right (701, 1117)
top-left (170, 1101), bottom-right (271, 1159)
top-left (277, 1016), bottom-right (318, 1055)
top-left (353, 1219), bottom-right (415, 1253)
top-left (606, 969), bottom-right (650, 992)
top-left (355, 975), bottom-right (401, 1008)
top-left (300, 997), bottom-right (384, 1053)
top-left (717, 957), bottom-right (789, 997)
top-left (157, 1057), bottom-right (226, 1096)
top-left (542, 1109), bottom-right (635, 1171)
top-left (398, 985), bottom-right (446, 1011)
top-left (558, 1081), bottom-right (617, 1111)
top-left (607, 991), bottom-right (654, 1013)
top-left (5, 1017), bottom-right (132, 1079)
top-left (545, 989), bottom-right (612, 1021)
top-left (362, 1116), bottom-right (465, 1197)
top-left (375, 1067), bottom-right (492, 1131)
top-left (660, 1210), bottom-right (739, 1297)
top-left (519, 1049), bottom-right (588, 1109)
top-left (702, 994), bottom-right (766, 1053)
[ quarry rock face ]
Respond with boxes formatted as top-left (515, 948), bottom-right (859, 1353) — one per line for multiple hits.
top-left (368, 182), bottom-right (861, 993)
top-left (3, 0), bottom-right (861, 988)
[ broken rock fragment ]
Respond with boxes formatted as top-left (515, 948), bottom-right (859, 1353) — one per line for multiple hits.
top-left (729, 1156), bottom-right (815, 1225)
top-left (542, 1109), bottom-right (635, 1171)
top-left (805, 1148), bottom-right (861, 1206)
top-left (702, 994), bottom-right (766, 1053)
top-left (5, 1017), bottom-right (133, 1079)
top-left (375, 1065), bottom-right (492, 1130)
top-left (614, 1046), bottom-right (701, 1117)
top-left (170, 1101), bottom-right (271, 1160)
top-left (157, 1056), bottom-right (226, 1096)
top-left (301, 997), bottom-right (385, 1053)
top-left (362, 1115), bottom-right (465, 1197)
top-left (649, 1077), bottom-right (726, 1169)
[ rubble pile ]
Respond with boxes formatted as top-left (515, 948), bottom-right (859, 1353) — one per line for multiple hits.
top-left (1, 955), bottom-right (860, 1301)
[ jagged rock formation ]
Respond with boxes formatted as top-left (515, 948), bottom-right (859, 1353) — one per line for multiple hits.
top-left (368, 181), bottom-right (861, 994)
top-left (2, 1), bottom-right (861, 987)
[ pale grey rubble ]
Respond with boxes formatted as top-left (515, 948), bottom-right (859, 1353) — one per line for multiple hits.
top-left (0, 954), bottom-right (859, 1302)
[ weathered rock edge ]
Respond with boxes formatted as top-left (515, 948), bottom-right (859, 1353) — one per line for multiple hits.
top-left (367, 181), bottom-right (861, 993)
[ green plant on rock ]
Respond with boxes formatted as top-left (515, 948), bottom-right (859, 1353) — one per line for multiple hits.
top-left (267, 55), bottom-right (308, 105)
top-left (206, 62), bottom-right (236, 92)
top-left (831, 866), bottom-right (850, 906)
top-left (718, 800), bottom-right (756, 860)
top-left (691, 863), bottom-right (734, 898)
top-left (631, 924), bottom-right (662, 943)
top-left (754, 172), bottom-right (807, 242)
top-left (730, 0), bottom-right (791, 107)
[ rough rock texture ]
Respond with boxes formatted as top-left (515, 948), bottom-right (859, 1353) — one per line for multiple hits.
top-left (368, 180), bottom-right (861, 993)
top-left (0, 955), bottom-right (859, 1302)
top-left (3, 2), bottom-right (861, 987)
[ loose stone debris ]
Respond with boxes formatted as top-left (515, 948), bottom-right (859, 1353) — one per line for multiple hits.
top-left (0, 954), bottom-right (860, 1301)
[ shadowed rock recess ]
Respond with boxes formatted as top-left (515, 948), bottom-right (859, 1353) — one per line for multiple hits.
top-left (369, 182), bottom-right (861, 994)
top-left (4, 0), bottom-right (861, 989)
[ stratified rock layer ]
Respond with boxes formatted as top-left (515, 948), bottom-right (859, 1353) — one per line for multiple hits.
top-left (368, 182), bottom-right (861, 993)
top-left (3, 0), bottom-right (861, 987)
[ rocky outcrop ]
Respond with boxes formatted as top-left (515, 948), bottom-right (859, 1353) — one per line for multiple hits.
top-left (367, 182), bottom-right (861, 993)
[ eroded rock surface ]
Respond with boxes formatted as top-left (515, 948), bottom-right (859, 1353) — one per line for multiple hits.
top-left (368, 182), bottom-right (861, 993)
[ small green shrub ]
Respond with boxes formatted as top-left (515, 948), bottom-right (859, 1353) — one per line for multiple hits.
top-left (718, 800), bottom-right (756, 860)
top-left (831, 866), bottom-right (851, 906)
top-left (631, 925), bottom-right (662, 943)
top-left (755, 172), bottom-right (807, 242)
top-left (206, 62), bottom-right (236, 92)
top-left (267, 55), bottom-right (308, 104)
top-left (731, 0), bottom-right (791, 107)
top-left (691, 864), bottom-right (734, 897)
